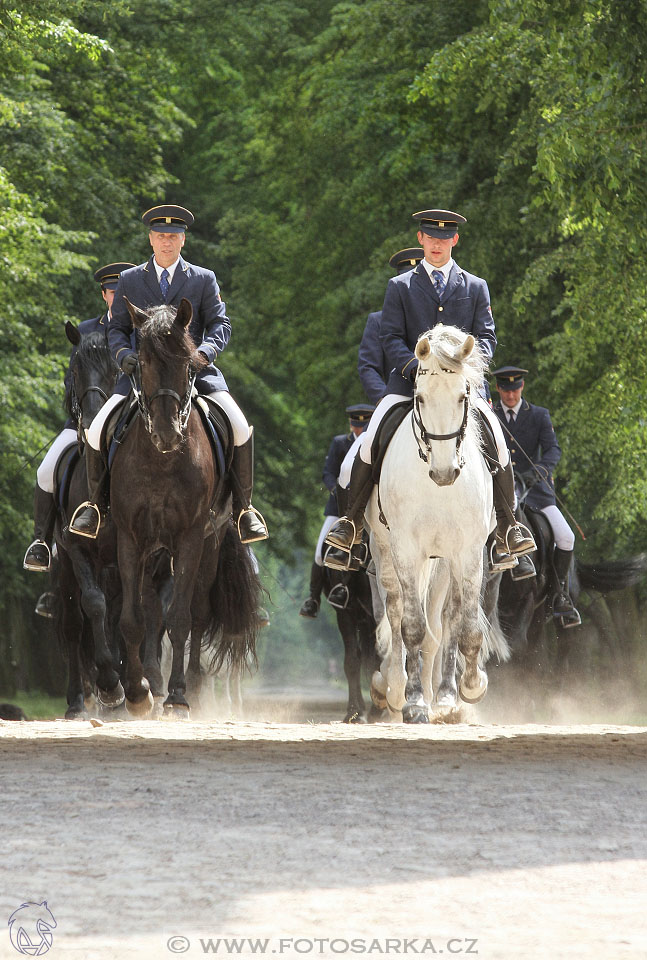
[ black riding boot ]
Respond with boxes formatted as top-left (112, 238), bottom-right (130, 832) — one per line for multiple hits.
top-left (69, 446), bottom-right (108, 539)
top-left (553, 547), bottom-right (582, 627)
top-left (230, 431), bottom-right (269, 544)
top-left (23, 484), bottom-right (57, 571)
top-left (492, 461), bottom-right (536, 557)
top-left (299, 562), bottom-right (325, 619)
top-left (324, 458), bottom-right (374, 553)
top-left (510, 509), bottom-right (537, 581)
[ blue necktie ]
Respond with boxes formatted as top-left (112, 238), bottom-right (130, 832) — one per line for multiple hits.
top-left (431, 269), bottom-right (446, 298)
top-left (160, 268), bottom-right (170, 301)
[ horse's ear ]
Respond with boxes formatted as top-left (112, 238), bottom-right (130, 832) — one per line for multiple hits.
top-left (457, 335), bottom-right (475, 361)
top-left (125, 298), bottom-right (149, 329)
top-left (65, 321), bottom-right (81, 346)
top-left (175, 298), bottom-right (193, 329)
top-left (415, 337), bottom-right (431, 361)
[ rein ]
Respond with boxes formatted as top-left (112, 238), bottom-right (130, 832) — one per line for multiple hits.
top-left (129, 364), bottom-right (196, 436)
top-left (412, 368), bottom-right (471, 475)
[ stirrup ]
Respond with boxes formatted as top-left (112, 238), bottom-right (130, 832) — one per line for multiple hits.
top-left (499, 521), bottom-right (535, 556)
top-left (488, 541), bottom-right (518, 573)
top-left (327, 583), bottom-right (350, 610)
top-left (69, 501), bottom-right (101, 539)
top-left (511, 556), bottom-right (536, 582)
top-left (324, 516), bottom-right (357, 550)
top-left (23, 539), bottom-right (52, 572)
top-left (323, 545), bottom-right (353, 572)
top-left (237, 505), bottom-right (268, 544)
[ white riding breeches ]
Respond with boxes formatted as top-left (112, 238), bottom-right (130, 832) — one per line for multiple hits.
top-left (540, 505), bottom-right (575, 551)
top-left (86, 389), bottom-right (251, 451)
top-left (315, 515), bottom-right (338, 565)
top-left (86, 393), bottom-right (124, 451)
top-left (206, 391), bottom-right (250, 447)
top-left (338, 392), bottom-right (509, 488)
top-left (37, 428), bottom-right (78, 493)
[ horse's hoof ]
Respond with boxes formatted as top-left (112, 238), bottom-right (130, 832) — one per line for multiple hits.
top-left (125, 690), bottom-right (155, 717)
top-left (65, 706), bottom-right (89, 721)
top-left (97, 681), bottom-right (125, 709)
top-left (343, 710), bottom-right (366, 724)
top-left (402, 703), bottom-right (430, 724)
top-left (367, 704), bottom-right (386, 723)
top-left (459, 670), bottom-right (488, 705)
top-left (433, 692), bottom-right (458, 716)
top-left (162, 702), bottom-right (191, 721)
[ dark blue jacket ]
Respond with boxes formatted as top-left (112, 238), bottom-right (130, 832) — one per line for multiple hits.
top-left (358, 311), bottom-right (389, 404)
top-left (108, 256), bottom-right (230, 397)
top-left (494, 398), bottom-right (561, 509)
top-left (322, 433), bottom-right (354, 516)
top-left (380, 261), bottom-right (496, 397)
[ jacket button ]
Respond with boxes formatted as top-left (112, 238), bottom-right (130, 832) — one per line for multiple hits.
top-left (438, 306), bottom-right (444, 312)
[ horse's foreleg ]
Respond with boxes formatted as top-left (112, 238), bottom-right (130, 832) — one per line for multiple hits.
top-left (165, 532), bottom-right (204, 715)
top-left (59, 554), bottom-right (87, 720)
top-left (457, 564), bottom-right (488, 705)
top-left (338, 611), bottom-right (366, 723)
top-left (392, 551), bottom-right (430, 724)
top-left (373, 546), bottom-right (406, 717)
top-left (72, 549), bottom-right (123, 709)
top-left (118, 537), bottom-right (152, 715)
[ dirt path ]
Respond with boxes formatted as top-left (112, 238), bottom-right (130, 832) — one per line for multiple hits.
top-left (1, 713), bottom-right (646, 960)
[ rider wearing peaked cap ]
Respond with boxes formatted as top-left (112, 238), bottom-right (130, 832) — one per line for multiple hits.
top-left (326, 208), bottom-right (536, 573)
top-left (493, 365), bottom-right (581, 627)
top-left (299, 404), bottom-right (375, 618)
top-left (68, 204), bottom-right (269, 546)
top-left (23, 261), bottom-right (135, 574)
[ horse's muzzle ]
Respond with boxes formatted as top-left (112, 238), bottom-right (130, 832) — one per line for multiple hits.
top-left (429, 467), bottom-right (460, 486)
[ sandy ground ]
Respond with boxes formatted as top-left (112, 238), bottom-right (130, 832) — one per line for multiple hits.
top-left (1, 699), bottom-right (647, 960)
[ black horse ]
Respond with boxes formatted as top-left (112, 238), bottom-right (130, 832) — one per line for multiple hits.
top-left (496, 500), bottom-right (647, 665)
top-left (320, 565), bottom-right (383, 723)
top-left (110, 299), bottom-right (259, 716)
top-left (55, 323), bottom-right (124, 719)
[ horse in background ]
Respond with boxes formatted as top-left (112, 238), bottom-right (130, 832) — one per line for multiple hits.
top-left (55, 322), bottom-right (124, 719)
top-left (367, 325), bottom-right (507, 722)
top-left (109, 299), bottom-right (259, 716)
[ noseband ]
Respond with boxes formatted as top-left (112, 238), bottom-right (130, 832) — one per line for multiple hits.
top-left (412, 367), bottom-right (471, 478)
top-left (129, 364), bottom-right (196, 436)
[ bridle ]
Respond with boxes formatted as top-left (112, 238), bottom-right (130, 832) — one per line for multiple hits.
top-left (412, 366), bottom-right (471, 477)
top-left (129, 362), bottom-right (196, 436)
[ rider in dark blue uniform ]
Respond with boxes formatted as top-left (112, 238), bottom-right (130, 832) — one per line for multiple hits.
top-left (23, 262), bottom-right (135, 573)
top-left (69, 205), bottom-right (268, 545)
top-left (299, 404), bottom-right (374, 618)
top-left (492, 365), bottom-right (580, 627)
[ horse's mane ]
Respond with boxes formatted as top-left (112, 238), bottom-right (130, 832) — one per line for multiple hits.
top-left (138, 304), bottom-right (205, 370)
top-left (64, 331), bottom-right (118, 418)
top-left (416, 324), bottom-right (488, 392)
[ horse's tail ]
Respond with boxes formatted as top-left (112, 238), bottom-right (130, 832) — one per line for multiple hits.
top-left (203, 525), bottom-right (262, 673)
top-left (477, 599), bottom-right (510, 665)
top-left (575, 553), bottom-right (647, 593)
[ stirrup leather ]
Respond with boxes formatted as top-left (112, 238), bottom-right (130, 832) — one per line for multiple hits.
top-left (236, 505), bottom-right (268, 544)
top-left (69, 501), bottom-right (101, 539)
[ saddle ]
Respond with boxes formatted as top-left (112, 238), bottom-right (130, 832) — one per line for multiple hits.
top-left (54, 445), bottom-right (81, 524)
top-left (102, 393), bottom-right (234, 474)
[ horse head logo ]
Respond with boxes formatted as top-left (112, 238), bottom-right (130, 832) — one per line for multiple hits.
top-left (8, 901), bottom-right (57, 956)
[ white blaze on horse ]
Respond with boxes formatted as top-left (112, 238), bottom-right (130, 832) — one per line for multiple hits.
top-left (367, 324), bottom-right (509, 723)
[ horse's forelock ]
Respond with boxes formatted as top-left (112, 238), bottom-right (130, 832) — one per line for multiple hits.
top-left (417, 325), bottom-right (486, 389)
top-left (139, 305), bottom-right (198, 365)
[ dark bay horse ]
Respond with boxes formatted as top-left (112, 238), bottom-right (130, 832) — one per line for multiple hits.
top-left (56, 323), bottom-right (124, 718)
top-left (110, 299), bottom-right (259, 716)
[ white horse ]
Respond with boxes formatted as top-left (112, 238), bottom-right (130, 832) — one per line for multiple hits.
top-left (366, 324), bottom-right (508, 723)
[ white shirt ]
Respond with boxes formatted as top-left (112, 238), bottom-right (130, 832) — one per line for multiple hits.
top-left (503, 398), bottom-right (523, 421)
top-left (421, 257), bottom-right (454, 284)
top-left (153, 256), bottom-right (181, 284)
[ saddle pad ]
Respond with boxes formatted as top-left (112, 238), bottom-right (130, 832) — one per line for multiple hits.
top-left (55, 445), bottom-right (80, 514)
top-left (370, 400), bottom-right (412, 482)
top-left (194, 396), bottom-right (234, 476)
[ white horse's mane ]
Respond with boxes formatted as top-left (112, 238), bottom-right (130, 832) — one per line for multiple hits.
top-left (415, 324), bottom-right (488, 391)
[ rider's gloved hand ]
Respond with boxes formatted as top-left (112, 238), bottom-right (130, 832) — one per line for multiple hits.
top-left (121, 353), bottom-right (138, 376)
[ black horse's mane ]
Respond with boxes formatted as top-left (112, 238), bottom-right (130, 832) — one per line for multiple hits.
top-left (64, 331), bottom-right (118, 418)
top-left (138, 305), bottom-right (205, 371)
